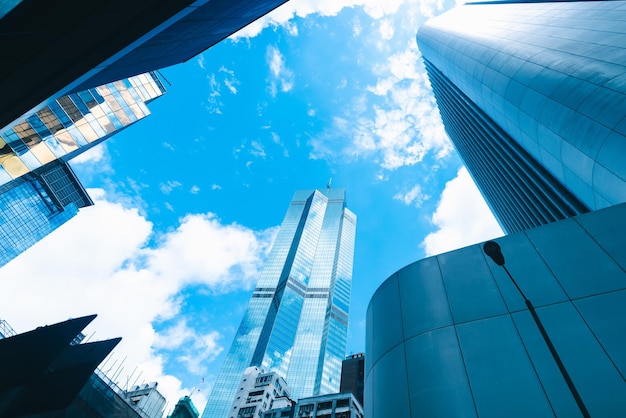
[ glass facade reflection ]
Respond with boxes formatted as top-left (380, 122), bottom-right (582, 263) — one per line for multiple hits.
top-left (0, 72), bottom-right (165, 187)
top-left (0, 72), bottom-right (164, 266)
top-left (418, 0), bottom-right (626, 233)
top-left (366, 203), bottom-right (626, 418)
top-left (202, 189), bottom-right (356, 418)
top-left (0, 159), bottom-right (92, 267)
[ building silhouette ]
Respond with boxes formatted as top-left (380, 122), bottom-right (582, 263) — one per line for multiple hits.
top-left (0, 0), bottom-right (288, 131)
top-left (202, 188), bottom-right (356, 417)
top-left (418, 0), bottom-right (626, 233)
top-left (0, 315), bottom-right (122, 417)
top-left (340, 353), bottom-right (364, 408)
top-left (0, 317), bottom-right (173, 417)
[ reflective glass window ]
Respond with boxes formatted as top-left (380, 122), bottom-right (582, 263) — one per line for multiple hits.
top-left (75, 120), bottom-right (99, 142)
top-left (36, 107), bottom-right (64, 134)
top-left (54, 130), bottom-right (79, 153)
top-left (29, 142), bottom-right (56, 165)
top-left (57, 96), bottom-right (83, 123)
top-left (1, 155), bottom-right (29, 177)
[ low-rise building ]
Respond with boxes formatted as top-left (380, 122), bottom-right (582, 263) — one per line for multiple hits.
top-left (229, 367), bottom-right (291, 418)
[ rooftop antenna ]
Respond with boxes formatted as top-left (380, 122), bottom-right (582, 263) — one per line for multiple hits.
top-left (326, 177), bottom-right (332, 189)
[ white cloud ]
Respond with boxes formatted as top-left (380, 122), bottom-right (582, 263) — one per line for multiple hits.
top-left (154, 320), bottom-right (223, 375)
top-left (230, 0), bottom-right (404, 40)
top-left (352, 16), bottom-right (362, 37)
top-left (190, 185), bottom-right (200, 194)
top-left (393, 184), bottom-right (428, 207)
top-left (224, 79), bottom-right (238, 95)
top-left (160, 180), bottom-right (182, 195)
top-left (422, 168), bottom-right (503, 256)
top-left (211, 184), bottom-right (222, 190)
top-left (71, 144), bottom-right (105, 164)
top-left (197, 54), bottom-right (206, 69)
top-left (206, 74), bottom-right (224, 115)
top-left (0, 189), bottom-right (276, 410)
top-left (308, 2), bottom-right (454, 171)
top-left (379, 19), bottom-right (395, 41)
top-left (266, 46), bottom-right (294, 97)
top-left (250, 141), bottom-right (267, 158)
top-left (219, 66), bottom-right (235, 77)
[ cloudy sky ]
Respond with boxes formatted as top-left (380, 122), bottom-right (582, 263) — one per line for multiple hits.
top-left (0, 0), bottom-right (503, 413)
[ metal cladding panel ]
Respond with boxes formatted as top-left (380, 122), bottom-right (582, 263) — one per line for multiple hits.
top-left (366, 203), bottom-right (626, 417)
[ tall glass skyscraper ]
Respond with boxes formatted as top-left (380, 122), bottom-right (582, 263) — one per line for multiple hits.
top-left (418, 0), bottom-right (626, 233)
top-left (202, 188), bottom-right (357, 418)
top-left (0, 160), bottom-right (93, 267)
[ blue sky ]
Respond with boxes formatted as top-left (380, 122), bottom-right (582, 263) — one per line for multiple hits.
top-left (0, 0), bottom-right (503, 413)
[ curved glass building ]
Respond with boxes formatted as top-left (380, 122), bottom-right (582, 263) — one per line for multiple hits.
top-left (202, 188), bottom-right (356, 418)
top-left (366, 202), bottom-right (626, 417)
top-left (418, 0), bottom-right (626, 233)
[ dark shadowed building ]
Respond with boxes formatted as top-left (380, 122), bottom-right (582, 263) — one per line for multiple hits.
top-left (340, 353), bottom-right (364, 408)
top-left (0, 0), bottom-right (289, 130)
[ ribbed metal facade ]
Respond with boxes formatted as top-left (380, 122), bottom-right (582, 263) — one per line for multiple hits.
top-left (418, 0), bottom-right (626, 232)
top-left (424, 60), bottom-right (588, 233)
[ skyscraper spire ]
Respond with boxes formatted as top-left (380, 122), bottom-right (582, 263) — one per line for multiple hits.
top-left (202, 188), bottom-right (356, 418)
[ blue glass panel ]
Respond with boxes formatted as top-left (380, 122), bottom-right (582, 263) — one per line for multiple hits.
top-left (48, 101), bottom-right (72, 127)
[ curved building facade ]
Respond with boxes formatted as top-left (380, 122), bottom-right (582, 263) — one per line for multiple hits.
top-left (418, 0), bottom-right (626, 233)
top-left (366, 203), bottom-right (626, 417)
